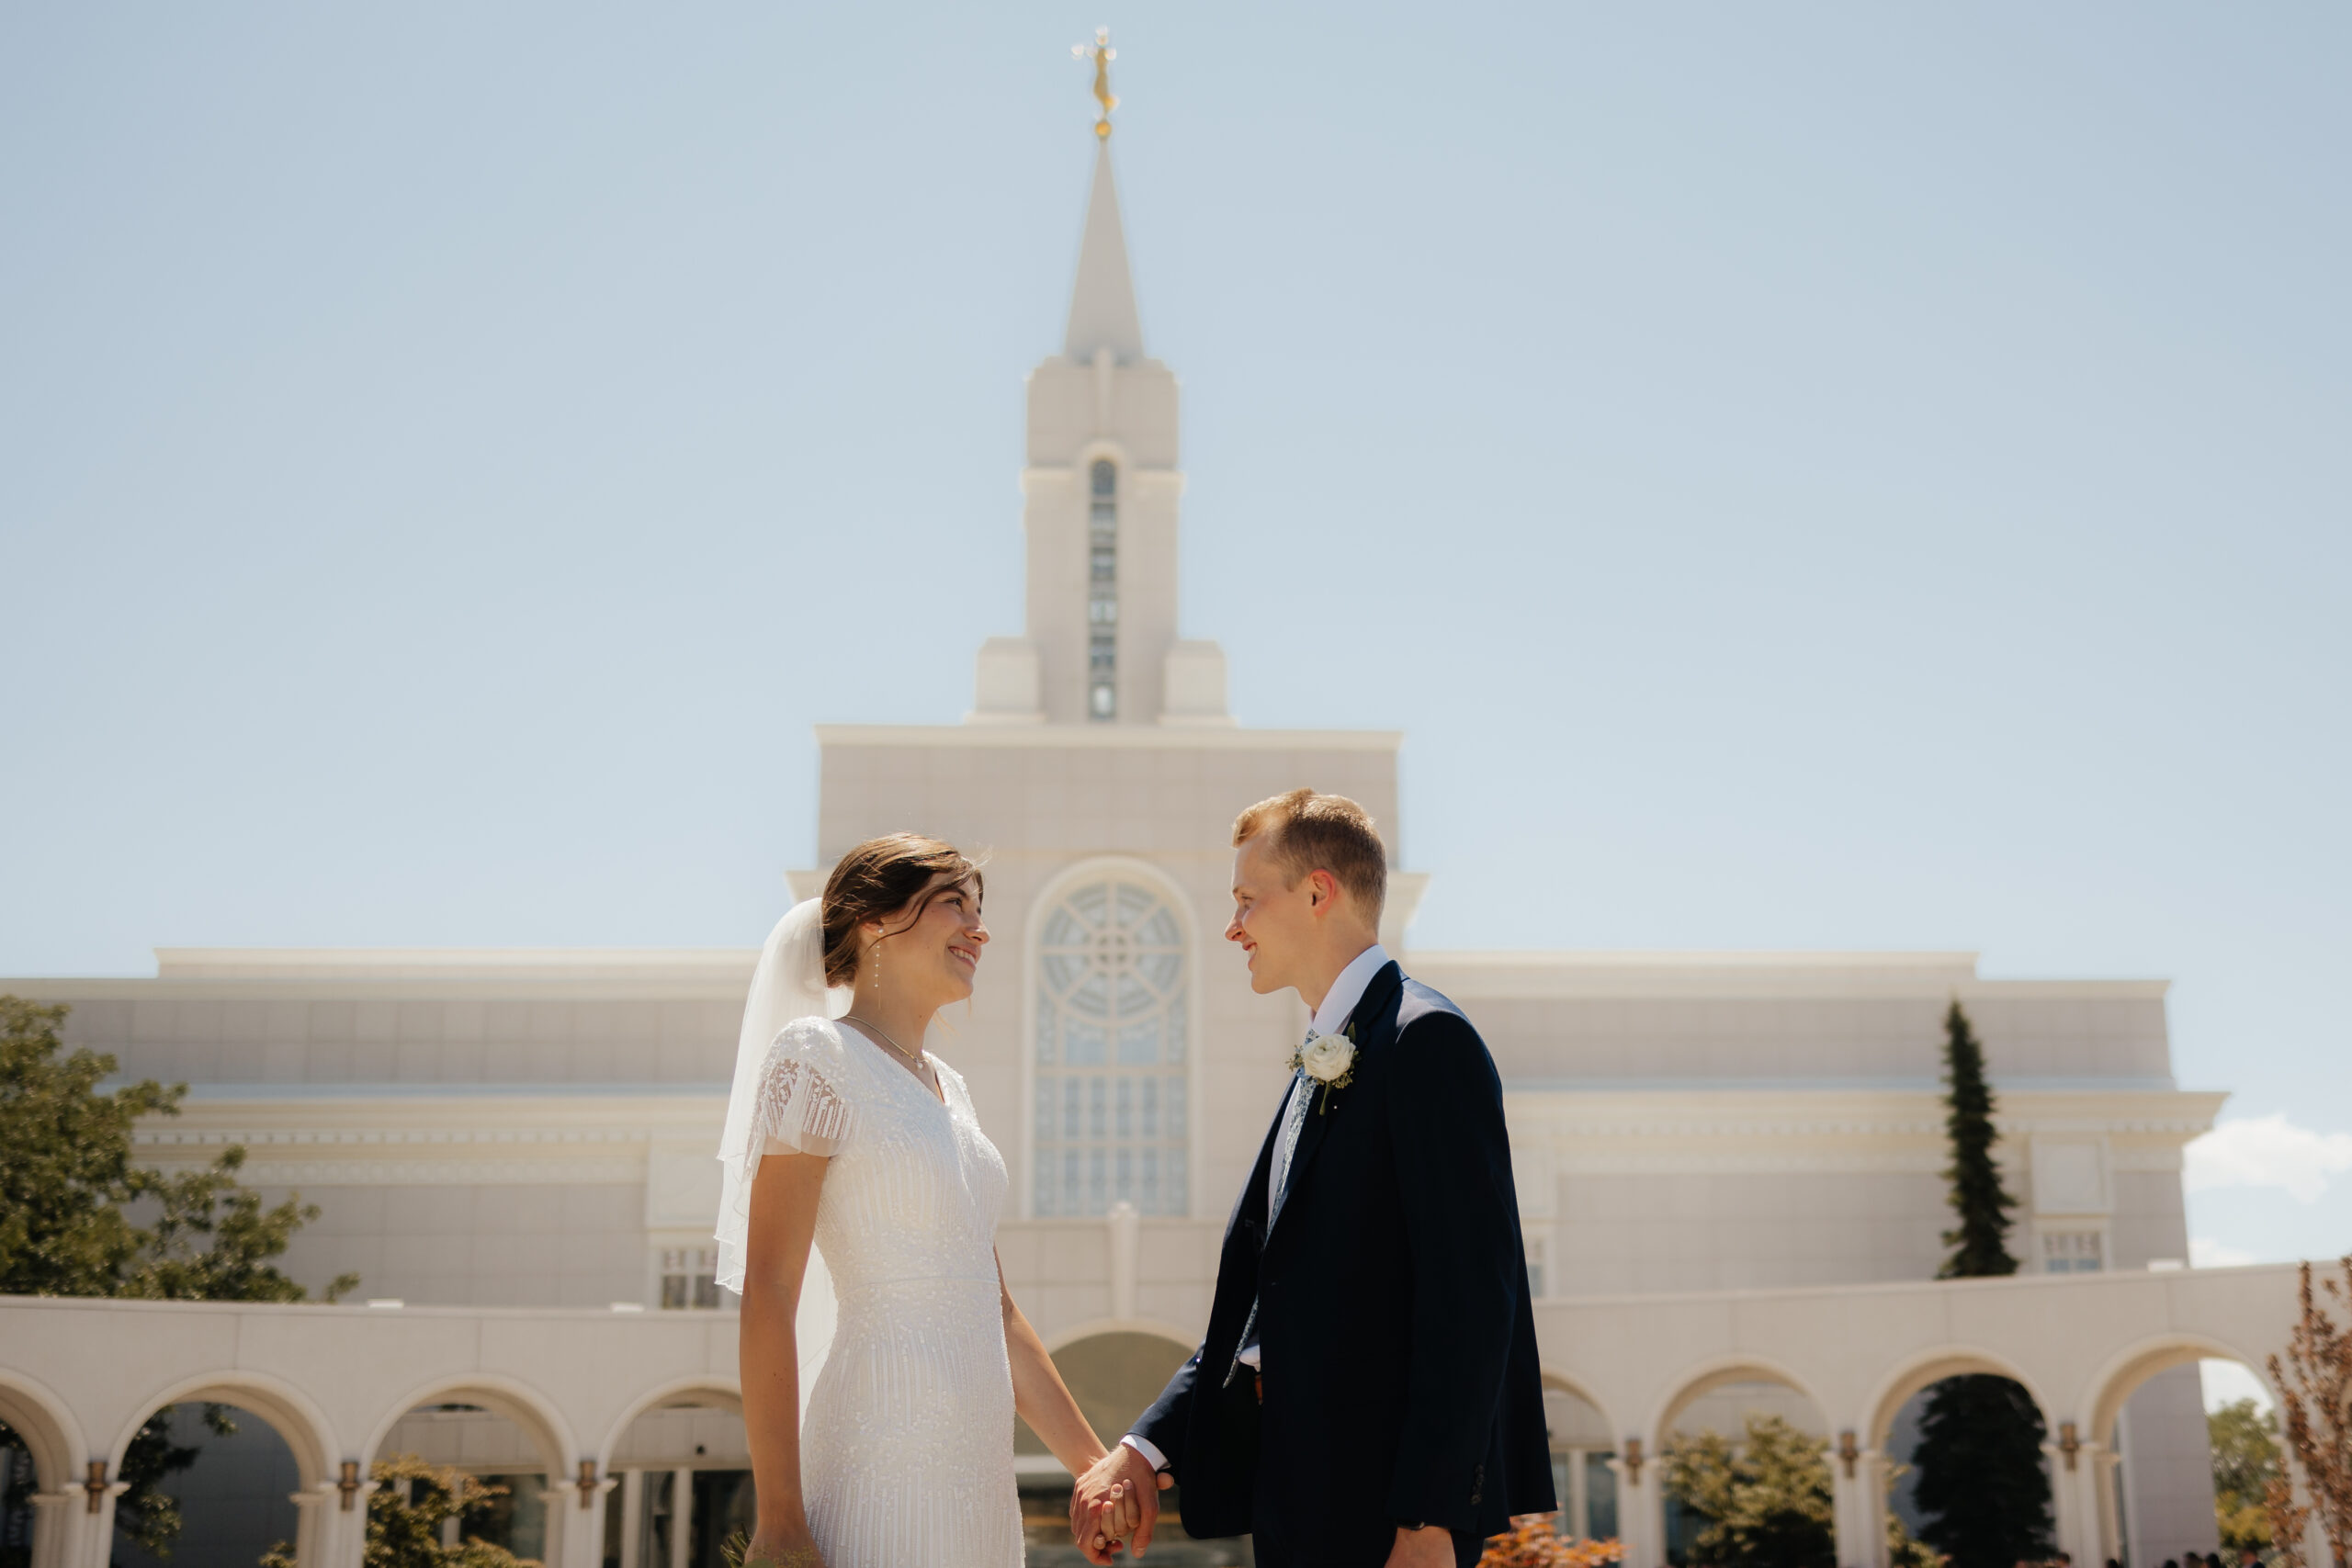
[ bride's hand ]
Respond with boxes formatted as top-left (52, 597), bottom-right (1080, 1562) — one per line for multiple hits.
top-left (741, 1525), bottom-right (827, 1568)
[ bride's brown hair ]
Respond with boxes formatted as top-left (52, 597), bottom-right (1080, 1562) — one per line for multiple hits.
top-left (820, 833), bottom-right (985, 987)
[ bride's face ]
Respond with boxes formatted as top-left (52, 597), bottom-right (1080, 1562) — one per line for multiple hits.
top-left (868, 874), bottom-right (989, 1009)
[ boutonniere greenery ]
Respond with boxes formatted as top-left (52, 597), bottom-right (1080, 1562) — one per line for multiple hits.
top-left (1289, 1023), bottom-right (1359, 1115)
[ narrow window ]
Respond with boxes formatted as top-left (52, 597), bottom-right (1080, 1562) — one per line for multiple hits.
top-left (659, 1247), bottom-right (720, 1308)
top-left (1088, 458), bottom-right (1117, 719)
top-left (2039, 1230), bottom-right (2104, 1274)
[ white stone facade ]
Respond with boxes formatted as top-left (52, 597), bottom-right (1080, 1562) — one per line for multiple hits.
top-left (0, 144), bottom-right (2252, 1568)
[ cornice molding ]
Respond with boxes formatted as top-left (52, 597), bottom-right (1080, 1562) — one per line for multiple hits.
top-left (819, 723), bottom-right (1402, 753)
top-left (136, 1156), bottom-right (646, 1186)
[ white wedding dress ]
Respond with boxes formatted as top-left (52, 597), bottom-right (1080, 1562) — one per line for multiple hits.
top-left (740, 1015), bottom-right (1023, 1568)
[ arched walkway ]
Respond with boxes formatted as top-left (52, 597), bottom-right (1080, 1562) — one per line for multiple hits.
top-left (597, 1378), bottom-right (752, 1568)
top-left (1644, 1359), bottom-right (1835, 1568)
top-left (106, 1374), bottom-right (339, 1568)
top-left (2069, 1335), bottom-right (2285, 1568)
top-left (366, 1376), bottom-right (576, 1568)
top-left (1541, 1373), bottom-right (1619, 1542)
top-left (1862, 1352), bottom-right (2055, 1568)
top-left (0, 1372), bottom-right (85, 1568)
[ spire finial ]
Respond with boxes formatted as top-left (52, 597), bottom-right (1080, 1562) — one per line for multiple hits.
top-left (1071, 27), bottom-right (1117, 141)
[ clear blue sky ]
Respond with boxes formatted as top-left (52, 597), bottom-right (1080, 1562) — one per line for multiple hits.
top-left (3, 6), bottom-right (2346, 1269)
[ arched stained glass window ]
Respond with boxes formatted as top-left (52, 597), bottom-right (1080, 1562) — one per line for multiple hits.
top-left (1034, 874), bottom-right (1188, 1215)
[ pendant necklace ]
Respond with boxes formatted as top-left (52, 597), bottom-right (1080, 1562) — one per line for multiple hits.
top-left (844, 1014), bottom-right (931, 1083)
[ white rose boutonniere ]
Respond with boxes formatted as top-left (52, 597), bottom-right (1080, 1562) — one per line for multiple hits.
top-left (1288, 1025), bottom-right (1359, 1115)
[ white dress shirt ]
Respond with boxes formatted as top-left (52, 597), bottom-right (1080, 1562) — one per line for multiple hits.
top-left (1123, 943), bottom-right (1391, 1474)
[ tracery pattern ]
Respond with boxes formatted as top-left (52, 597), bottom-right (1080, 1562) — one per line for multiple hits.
top-left (1034, 876), bottom-right (1189, 1216)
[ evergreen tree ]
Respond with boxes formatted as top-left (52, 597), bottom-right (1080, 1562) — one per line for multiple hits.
top-left (1911, 1001), bottom-right (2052, 1568)
top-left (1935, 1000), bottom-right (2017, 1280)
top-left (1911, 1376), bottom-right (2053, 1568)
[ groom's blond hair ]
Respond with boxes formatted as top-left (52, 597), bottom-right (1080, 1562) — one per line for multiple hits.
top-left (1232, 789), bottom-right (1387, 920)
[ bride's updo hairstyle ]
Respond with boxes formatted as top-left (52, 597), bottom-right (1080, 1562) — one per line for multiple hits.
top-left (820, 832), bottom-right (985, 987)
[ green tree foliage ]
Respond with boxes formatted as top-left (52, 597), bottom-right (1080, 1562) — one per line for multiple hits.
top-left (1661, 1414), bottom-right (1836, 1568)
top-left (0, 997), bottom-right (355, 1558)
top-left (1911, 1375), bottom-right (2053, 1568)
top-left (2210, 1397), bottom-right (2281, 1551)
top-left (1907, 1001), bottom-right (2051, 1568)
top-left (0, 997), bottom-right (175, 1295)
top-left (263, 1456), bottom-right (540, 1568)
top-left (1936, 1001), bottom-right (2017, 1280)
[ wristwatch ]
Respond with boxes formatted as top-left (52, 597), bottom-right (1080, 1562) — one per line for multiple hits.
top-left (1396, 1520), bottom-right (1430, 1532)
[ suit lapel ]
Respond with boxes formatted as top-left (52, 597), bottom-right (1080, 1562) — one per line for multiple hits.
top-left (1263, 961), bottom-right (1403, 1257)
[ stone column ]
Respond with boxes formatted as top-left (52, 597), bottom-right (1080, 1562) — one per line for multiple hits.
top-left (26, 1489), bottom-right (79, 1568)
top-left (669, 1469), bottom-right (693, 1568)
top-left (1610, 1447), bottom-right (1661, 1568)
top-left (616, 1470), bottom-right (645, 1568)
top-left (287, 1481), bottom-right (337, 1567)
top-left (64, 1474), bottom-right (128, 1568)
top-left (2046, 1436), bottom-right (2104, 1567)
top-left (1826, 1438), bottom-right (1874, 1568)
top-left (2092, 1446), bottom-right (2124, 1568)
top-left (560, 1473), bottom-right (619, 1568)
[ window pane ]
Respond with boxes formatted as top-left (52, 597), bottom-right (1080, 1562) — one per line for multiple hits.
top-left (1031, 878), bottom-right (1191, 1214)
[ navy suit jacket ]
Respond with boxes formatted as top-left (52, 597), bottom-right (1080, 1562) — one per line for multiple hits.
top-left (1131, 962), bottom-right (1554, 1562)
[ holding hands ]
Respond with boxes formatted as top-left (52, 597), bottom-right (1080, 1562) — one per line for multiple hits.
top-left (1069, 1444), bottom-right (1171, 1562)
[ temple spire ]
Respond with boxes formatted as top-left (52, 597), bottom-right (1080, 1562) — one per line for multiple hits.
top-left (1062, 30), bottom-right (1143, 364)
top-left (1063, 141), bottom-right (1145, 363)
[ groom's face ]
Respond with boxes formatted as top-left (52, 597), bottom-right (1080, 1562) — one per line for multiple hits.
top-left (1226, 833), bottom-right (1316, 997)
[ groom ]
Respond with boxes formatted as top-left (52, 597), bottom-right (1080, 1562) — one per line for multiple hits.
top-left (1071, 789), bottom-right (1553, 1568)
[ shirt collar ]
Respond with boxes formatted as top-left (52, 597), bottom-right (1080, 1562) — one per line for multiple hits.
top-left (1310, 942), bottom-right (1391, 1040)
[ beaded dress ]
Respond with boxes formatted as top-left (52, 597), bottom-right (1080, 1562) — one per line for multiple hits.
top-left (741, 1016), bottom-right (1021, 1568)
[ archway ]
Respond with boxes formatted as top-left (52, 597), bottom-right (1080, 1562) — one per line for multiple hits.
top-left (1543, 1375), bottom-right (1619, 1542)
top-left (1018, 1329), bottom-right (1196, 1551)
top-left (2080, 1337), bottom-right (2278, 1568)
top-left (1654, 1363), bottom-right (1834, 1568)
top-left (367, 1378), bottom-right (572, 1564)
top-left (0, 1376), bottom-right (80, 1568)
top-left (1866, 1350), bottom-right (2056, 1568)
top-left (598, 1381), bottom-right (751, 1568)
top-left (106, 1376), bottom-right (334, 1568)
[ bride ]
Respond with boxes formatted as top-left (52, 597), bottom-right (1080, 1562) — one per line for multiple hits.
top-left (716, 832), bottom-right (1125, 1568)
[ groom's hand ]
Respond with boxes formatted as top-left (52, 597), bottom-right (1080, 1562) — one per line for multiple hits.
top-left (1070, 1444), bottom-right (1167, 1562)
top-left (1384, 1524), bottom-right (1455, 1568)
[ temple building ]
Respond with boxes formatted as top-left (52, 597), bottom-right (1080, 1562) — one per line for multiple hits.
top-left (2, 107), bottom-right (2236, 1568)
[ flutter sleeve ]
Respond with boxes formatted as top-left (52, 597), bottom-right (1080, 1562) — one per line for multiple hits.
top-left (742, 1017), bottom-right (856, 1159)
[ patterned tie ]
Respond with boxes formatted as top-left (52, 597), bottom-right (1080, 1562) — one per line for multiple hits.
top-left (1269, 1055), bottom-right (1315, 1225)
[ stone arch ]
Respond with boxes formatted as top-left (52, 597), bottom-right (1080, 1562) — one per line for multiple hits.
top-left (2080, 1331), bottom-right (2278, 1442)
top-left (1539, 1370), bottom-right (1620, 1449)
top-left (595, 1376), bottom-right (744, 1471)
top-left (1541, 1371), bottom-right (1623, 1541)
top-left (1649, 1355), bottom-right (1832, 1447)
top-left (107, 1369), bottom-right (337, 1492)
top-left (1021, 855), bottom-right (1204, 1220)
top-left (361, 1372), bottom-right (575, 1481)
top-left (1020, 1327), bottom-right (1195, 1465)
top-left (1861, 1344), bottom-right (2055, 1451)
top-left (0, 1367), bottom-right (85, 1498)
top-left (1041, 1316), bottom-right (1197, 1355)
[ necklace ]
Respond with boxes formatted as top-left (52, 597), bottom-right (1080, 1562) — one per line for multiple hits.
top-left (842, 1014), bottom-right (928, 1074)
